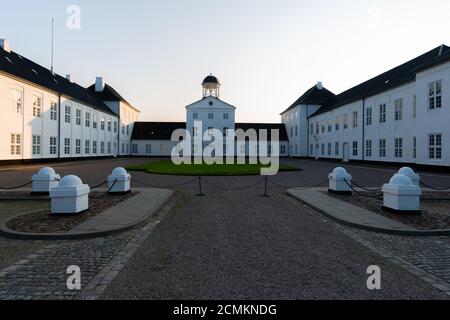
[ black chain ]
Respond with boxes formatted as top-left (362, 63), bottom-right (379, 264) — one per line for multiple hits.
top-left (268, 177), bottom-right (329, 190)
top-left (89, 180), bottom-right (108, 190)
top-left (344, 180), bottom-right (383, 199)
top-left (420, 181), bottom-right (450, 191)
top-left (202, 177), bottom-right (266, 191)
top-left (0, 181), bottom-right (32, 190)
top-left (351, 180), bottom-right (382, 192)
top-left (133, 177), bottom-right (199, 189)
top-left (89, 179), bottom-right (118, 199)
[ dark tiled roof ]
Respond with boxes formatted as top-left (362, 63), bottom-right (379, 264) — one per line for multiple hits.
top-left (132, 122), bottom-right (187, 140)
top-left (0, 48), bottom-right (116, 116)
top-left (281, 85), bottom-right (336, 115)
top-left (132, 122), bottom-right (289, 141)
top-left (235, 123), bottom-right (289, 141)
top-left (309, 45), bottom-right (450, 118)
top-left (87, 83), bottom-right (138, 111)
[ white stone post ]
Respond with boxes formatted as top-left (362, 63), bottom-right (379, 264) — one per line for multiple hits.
top-left (50, 175), bottom-right (90, 215)
top-left (398, 167), bottom-right (421, 187)
top-left (382, 174), bottom-right (422, 213)
top-left (32, 167), bottom-right (60, 194)
top-left (107, 167), bottom-right (131, 193)
top-left (328, 167), bottom-right (352, 194)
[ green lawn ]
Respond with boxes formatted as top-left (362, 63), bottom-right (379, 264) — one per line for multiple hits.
top-left (126, 160), bottom-right (301, 176)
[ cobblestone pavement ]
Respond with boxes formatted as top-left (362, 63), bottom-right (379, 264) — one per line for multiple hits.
top-left (1, 158), bottom-right (450, 299)
top-left (0, 193), bottom-right (176, 300)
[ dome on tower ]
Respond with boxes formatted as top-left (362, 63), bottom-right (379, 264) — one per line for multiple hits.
top-left (202, 74), bottom-right (221, 98)
top-left (202, 74), bottom-right (220, 86)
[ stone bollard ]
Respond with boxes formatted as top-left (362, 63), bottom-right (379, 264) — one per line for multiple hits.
top-left (107, 167), bottom-right (131, 193)
top-left (382, 174), bottom-right (422, 214)
top-left (32, 167), bottom-right (60, 195)
top-left (328, 167), bottom-right (352, 194)
top-left (398, 167), bottom-right (421, 187)
top-left (50, 175), bottom-right (90, 215)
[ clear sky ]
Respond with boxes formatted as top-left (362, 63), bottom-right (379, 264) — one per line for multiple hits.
top-left (1, 0), bottom-right (450, 123)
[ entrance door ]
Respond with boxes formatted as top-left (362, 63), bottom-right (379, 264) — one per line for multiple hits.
top-left (342, 143), bottom-right (349, 162)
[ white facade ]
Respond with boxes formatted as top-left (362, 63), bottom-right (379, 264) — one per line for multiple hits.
top-left (0, 41), bottom-right (139, 163)
top-left (282, 47), bottom-right (450, 168)
top-left (131, 76), bottom-right (290, 158)
top-left (0, 72), bottom-right (120, 161)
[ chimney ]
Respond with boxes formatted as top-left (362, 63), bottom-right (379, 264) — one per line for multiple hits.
top-left (66, 74), bottom-right (72, 82)
top-left (95, 77), bottom-right (104, 92)
top-left (0, 39), bottom-right (11, 53)
top-left (316, 82), bottom-right (323, 90)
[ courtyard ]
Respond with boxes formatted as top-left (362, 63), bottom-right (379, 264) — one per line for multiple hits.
top-left (1, 157), bottom-right (450, 299)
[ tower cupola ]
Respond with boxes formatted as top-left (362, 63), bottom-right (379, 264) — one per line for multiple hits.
top-left (202, 74), bottom-right (221, 98)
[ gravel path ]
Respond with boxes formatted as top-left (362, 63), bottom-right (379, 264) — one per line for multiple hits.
top-left (102, 185), bottom-right (447, 300)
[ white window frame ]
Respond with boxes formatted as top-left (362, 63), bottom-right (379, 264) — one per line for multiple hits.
top-left (50, 137), bottom-right (57, 155)
top-left (429, 133), bottom-right (442, 159)
top-left (11, 88), bottom-right (23, 114)
top-left (352, 141), bottom-right (358, 157)
top-left (352, 111), bottom-right (358, 128)
top-left (32, 96), bottom-right (42, 118)
top-left (379, 104), bottom-right (386, 123)
top-left (394, 98), bottom-right (403, 121)
top-left (429, 80), bottom-right (442, 110)
top-left (366, 108), bottom-right (372, 126)
top-left (75, 109), bottom-right (82, 126)
top-left (366, 140), bottom-right (372, 158)
top-left (10, 134), bottom-right (21, 155)
top-left (50, 101), bottom-right (58, 121)
top-left (32, 135), bottom-right (41, 155)
top-left (65, 105), bottom-right (71, 123)
top-left (64, 138), bottom-right (71, 155)
top-left (395, 138), bottom-right (403, 158)
top-left (379, 139), bottom-right (386, 158)
top-left (75, 139), bottom-right (81, 155)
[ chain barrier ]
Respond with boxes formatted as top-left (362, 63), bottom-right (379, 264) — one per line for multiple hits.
top-left (133, 177), bottom-right (200, 189)
top-left (202, 177), bottom-right (266, 191)
top-left (268, 177), bottom-right (329, 190)
top-left (420, 181), bottom-right (450, 191)
top-left (350, 180), bottom-right (382, 192)
top-left (89, 180), bottom-right (108, 190)
top-left (0, 181), bottom-right (33, 190)
top-left (89, 179), bottom-right (118, 199)
top-left (344, 180), bottom-right (383, 199)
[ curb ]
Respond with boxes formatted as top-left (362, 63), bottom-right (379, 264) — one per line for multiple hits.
top-left (0, 191), bottom-right (175, 241)
top-left (287, 191), bottom-right (450, 237)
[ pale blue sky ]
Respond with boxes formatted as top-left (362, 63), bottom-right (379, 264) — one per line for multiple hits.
top-left (1, 0), bottom-right (450, 122)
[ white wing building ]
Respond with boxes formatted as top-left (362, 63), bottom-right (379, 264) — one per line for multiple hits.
top-left (0, 39), bottom-right (139, 163)
top-left (281, 45), bottom-right (450, 168)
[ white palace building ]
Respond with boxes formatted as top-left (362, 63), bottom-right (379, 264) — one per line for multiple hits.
top-left (1, 37), bottom-right (450, 169)
top-left (281, 44), bottom-right (450, 168)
